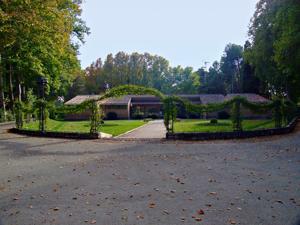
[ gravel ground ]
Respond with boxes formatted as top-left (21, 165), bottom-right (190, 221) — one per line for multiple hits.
top-left (0, 125), bottom-right (299, 225)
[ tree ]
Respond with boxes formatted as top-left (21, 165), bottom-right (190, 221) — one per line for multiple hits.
top-left (203, 62), bottom-right (226, 94)
top-left (0, 0), bottom-right (89, 116)
top-left (246, 0), bottom-right (300, 101)
top-left (66, 75), bottom-right (87, 99)
top-left (242, 41), bottom-right (261, 94)
top-left (220, 44), bottom-right (244, 93)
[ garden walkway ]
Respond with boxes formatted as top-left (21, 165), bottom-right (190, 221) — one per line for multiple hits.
top-left (116, 120), bottom-right (166, 139)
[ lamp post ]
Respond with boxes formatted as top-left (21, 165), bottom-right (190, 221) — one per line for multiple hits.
top-left (37, 77), bottom-right (48, 133)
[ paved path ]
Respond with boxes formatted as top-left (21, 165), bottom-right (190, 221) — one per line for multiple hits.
top-left (116, 120), bottom-right (166, 139)
top-left (0, 124), bottom-right (300, 225)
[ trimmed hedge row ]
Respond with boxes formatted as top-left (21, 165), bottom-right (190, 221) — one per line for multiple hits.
top-left (9, 128), bottom-right (99, 139)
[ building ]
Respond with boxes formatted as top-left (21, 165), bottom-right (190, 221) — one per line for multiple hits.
top-left (64, 93), bottom-right (270, 120)
top-left (224, 93), bottom-right (272, 119)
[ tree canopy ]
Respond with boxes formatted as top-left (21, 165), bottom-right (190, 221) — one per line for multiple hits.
top-left (245, 0), bottom-right (300, 102)
top-left (0, 0), bottom-right (89, 118)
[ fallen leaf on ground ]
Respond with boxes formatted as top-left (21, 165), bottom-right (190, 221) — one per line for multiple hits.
top-left (197, 209), bottom-right (205, 215)
top-left (163, 210), bottom-right (169, 214)
top-left (136, 214), bottom-right (144, 219)
top-left (229, 219), bottom-right (236, 224)
top-left (275, 200), bottom-right (284, 204)
top-left (149, 202), bottom-right (156, 208)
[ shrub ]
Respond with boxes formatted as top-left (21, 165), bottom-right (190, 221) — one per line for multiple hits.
top-left (0, 109), bottom-right (6, 122)
top-left (210, 119), bottom-right (218, 124)
top-left (0, 110), bottom-right (14, 122)
top-left (148, 114), bottom-right (159, 119)
top-left (218, 111), bottom-right (230, 119)
top-left (107, 112), bottom-right (118, 120)
top-left (144, 118), bottom-right (152, 122)
top-left (132, 107), bottom-right (144, 119)
top-left (133, 114), bottom-right (143, 119)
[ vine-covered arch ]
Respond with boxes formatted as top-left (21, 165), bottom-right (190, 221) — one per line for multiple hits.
top-left (85, 85), bottom-right (167, 134)
top-left (15, 84), bottom-right (297, 136)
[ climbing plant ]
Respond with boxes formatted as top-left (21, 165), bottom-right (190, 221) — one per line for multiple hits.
top-left (55, 85), bottom-right (167, 135)
top-left (163, 97), bottom-right (177, 133)
top-left (231, 98), bottom-right (242, 131)
top-left (14, 84), bottom-right (297, 136)
top-left (34, 100), bottom-right (49, 132)
top-left (14, 101), bottom-right (24, 129)
top-left (89, 101), bottom-right (101, 134)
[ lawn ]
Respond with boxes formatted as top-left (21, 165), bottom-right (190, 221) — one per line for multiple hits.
top-left (174, 119), bottom-right (275, 133)
top-left (22, 119), bottom-right (146, 137)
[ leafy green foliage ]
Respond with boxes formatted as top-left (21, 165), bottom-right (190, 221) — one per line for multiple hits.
top-left (163, 97), bottom-right (177, 133)
top-left (15, 85), bottom-right (297, 135)
top-left (34, 99), bottom-right (49, 132)
top-left (74, 53), bottom-right (200, 98)
top-left (231, 99), bottom-right (242, 131)
top-left (89, 101), bottom-right (101, 134)
top-left (0, 0), bottom-right (89, 110)
top-left (14, 101), bottom-right (23, 129)
top-left (246, 0), bottom-right (300, 101)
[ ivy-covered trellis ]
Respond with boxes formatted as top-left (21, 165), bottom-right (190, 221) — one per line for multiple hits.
top-left (14, 84), bottom-right (297, 135)
top-left (14, 101), bottom-right (24, 129)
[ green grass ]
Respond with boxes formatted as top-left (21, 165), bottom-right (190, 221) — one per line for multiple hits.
top-left (174, 119), bottom-right (275, 133)
top-left (22, 119), bottom-right (146, 137)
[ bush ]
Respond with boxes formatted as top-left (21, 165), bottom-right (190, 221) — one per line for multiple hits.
top-left (144, 118), bottom-right (152, 122)
top-left (106, 112), bottom-right (118, 120)
top-left (210, 119), bottom-right (218, 124)
top-left (218, 111), bottom-right (230, 119)
top-left (6, 110), bottom-right (14, 121)
top-left (0, 110), bottom-right (15, 122)
top-left (0, 110), bottom-right (4, 122)
top-left (148, 114), bottom-right (159, 119)
top-left (132, 110), bottom-right (144, 119)
top-left (133, 114), bottom-right (143, 119)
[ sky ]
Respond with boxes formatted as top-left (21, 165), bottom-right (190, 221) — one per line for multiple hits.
top-left (78, 0), bottom-right (258, 70)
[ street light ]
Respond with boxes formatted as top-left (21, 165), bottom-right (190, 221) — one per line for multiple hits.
top-left (37, 77), bottom-right (48, 99)
top-left (37, 77), bottom-right (48, 133)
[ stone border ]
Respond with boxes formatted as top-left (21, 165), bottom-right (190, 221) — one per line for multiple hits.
top-left (9, 128), bottom-right (99, 139)
top-left (166, 118), bottom-right (299, 141)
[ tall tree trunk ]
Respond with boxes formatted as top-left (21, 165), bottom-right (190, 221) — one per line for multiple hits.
top-left (22, 85), bottom-right (26, 100)
top-left (16, 74), bottom-right (22, 102)
top-left (9, 64), bottom-right (14, 110)
top-left (0, 55), bottom-right (6, 121)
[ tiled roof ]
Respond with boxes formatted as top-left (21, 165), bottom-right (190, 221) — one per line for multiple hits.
top-left (100, 96), bottom-right (131, 105)
top-left (65, 95), bottom-right (101, 105)
top-left (225, 93), bottom-right (270, 103)
top-left (65, 93), bottom-right (270, 106)
top-left (199, 94), bottom-right (225, 104)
